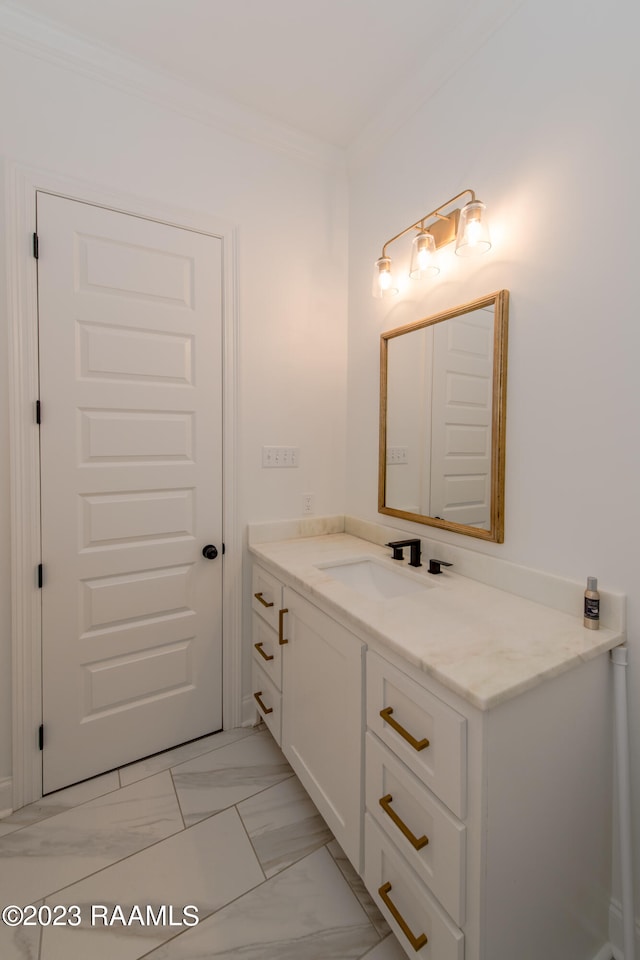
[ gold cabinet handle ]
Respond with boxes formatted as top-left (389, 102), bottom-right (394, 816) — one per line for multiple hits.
top-left (278, 607), bottom-right (289, 645)
top-left (254, 642), bottom-right (274, 662)
top-left (378, 882), bottom-right (428, 951)
top-left (380, 707), bottom-right (429, 751)
top-left (379, 794), bottom-right (429, 850)
top-left (253, 691), bottom-right (273, 715)
top-left (254, 591), bottom-right (274, 608)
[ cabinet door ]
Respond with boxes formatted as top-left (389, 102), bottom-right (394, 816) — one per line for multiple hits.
top-left (282, 588), bottom-right (364, 870)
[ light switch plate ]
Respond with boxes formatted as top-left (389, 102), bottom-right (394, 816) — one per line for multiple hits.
top-left (262, 446), bottom-right (299, 467)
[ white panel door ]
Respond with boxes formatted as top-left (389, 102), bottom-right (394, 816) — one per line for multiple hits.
top-left (37, 192), bottom-right (223, 793)
top-left (430, 309), bottom-right (494, 528)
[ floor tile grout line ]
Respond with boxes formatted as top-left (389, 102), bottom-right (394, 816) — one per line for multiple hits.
top-left (0, 727), bottom-right (261, 835)
top-left (24, 772), bottom-right (294, 907)
top-left (33, 819), bottom-right (189, 908)
top-left (168, 769), bottom-right (187, 832)
top-left (118, 727), bottom-right (261, 789)
top-left (0, 777), bottom-right (124, 837)
top-left (134, 841), bottom-right (367, 960)
top-left (231, 778), bottom-right (339, 882)
top-left (137, 843), bottom-right (385, 960)
top-left (324, 840), bottom-right (389, 945)
top-left (233, 798), bottom-right (268, 884)
top-left (38, 841), bottom-right (269, 960)
top-left (130, 817), bottom-right (304, 960)
top-left (36, 907), bottom-right (43, 960)
top-left (172, 771), bottom-right (296, 829)
top-left (4, 733), bottom-right (389, 960)
top-left (136, 922), bottom-right (198, 960)
top-left (4, 728), bottom-right (391, 957)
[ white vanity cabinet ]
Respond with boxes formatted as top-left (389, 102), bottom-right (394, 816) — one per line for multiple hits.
top-left (281, 586), bottom-right (364, 871)
top-left (250, 556), bottom-right (614, 960)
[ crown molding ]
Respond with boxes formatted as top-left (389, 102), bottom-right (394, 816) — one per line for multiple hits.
top-left (0, 3), bottom-right (345, 173)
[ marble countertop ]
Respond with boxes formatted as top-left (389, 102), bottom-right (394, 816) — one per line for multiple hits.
top-left (249, 533), bottom-right (623, 711)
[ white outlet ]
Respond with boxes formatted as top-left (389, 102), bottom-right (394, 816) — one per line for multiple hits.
top-left (303, 493), bottom-right (314, 514)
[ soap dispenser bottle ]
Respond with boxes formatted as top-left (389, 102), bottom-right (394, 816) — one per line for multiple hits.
top-left (584, 577), bottom-right (600, 629)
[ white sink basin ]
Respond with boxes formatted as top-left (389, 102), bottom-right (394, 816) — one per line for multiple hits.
top-left (317, 558), bottom-right (434, 601)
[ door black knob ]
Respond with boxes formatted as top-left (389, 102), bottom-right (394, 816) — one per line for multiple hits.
top-left (202, 544), bottom-right (218, 560)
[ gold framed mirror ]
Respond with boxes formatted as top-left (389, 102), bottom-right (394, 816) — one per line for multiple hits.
top-left (379, 290), bottom-right (509, 542)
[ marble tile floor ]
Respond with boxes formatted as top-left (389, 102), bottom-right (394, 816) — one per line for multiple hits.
top-left (0, 725), bottom-right (406, 960)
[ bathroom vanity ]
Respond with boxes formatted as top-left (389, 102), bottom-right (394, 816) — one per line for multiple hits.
top-left (249, 522), bottom-right (624, 960)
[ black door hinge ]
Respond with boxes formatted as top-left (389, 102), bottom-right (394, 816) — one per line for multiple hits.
top-left (222, 543), bottom-right (226, 555)
top-left (38, 725), bottom-right (44, 750)
top-left (37, 563), bottom-right (43, 588)
top-left (33, 233), bottom-right (39, 259)
top-left (36, 400), bottom-right (41, 424)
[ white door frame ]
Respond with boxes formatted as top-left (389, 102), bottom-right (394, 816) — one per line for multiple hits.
top-left (5, 161), bottom-right (242, 809)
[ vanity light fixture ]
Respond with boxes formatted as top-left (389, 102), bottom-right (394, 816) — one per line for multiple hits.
top-left (372, 188), bottom-right (491, 298)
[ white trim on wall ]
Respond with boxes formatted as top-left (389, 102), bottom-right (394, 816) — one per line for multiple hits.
top-left (609, 898), bottom-right (640, 960)
top-left (6, 161), bottom-right (242, 810)
top-left (0, 5), bottom-right (342, 173)
top-left (0, 778), bottom-right (13, 819)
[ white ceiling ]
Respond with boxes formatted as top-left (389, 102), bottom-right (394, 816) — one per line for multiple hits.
top-left (2, 0), bottom-right (523, 147)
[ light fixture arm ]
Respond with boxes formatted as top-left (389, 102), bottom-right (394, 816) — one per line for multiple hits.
top-left (380, 188), bottom-right (476, 259)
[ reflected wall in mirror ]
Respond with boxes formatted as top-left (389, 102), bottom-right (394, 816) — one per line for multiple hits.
top-left (379, 290), bottom-right (508, 542)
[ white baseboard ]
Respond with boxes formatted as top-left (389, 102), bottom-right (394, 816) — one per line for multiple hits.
top-left (0, 777), bottom-right (13, 818)
top-left (609, 897), bottom-right (640, 959)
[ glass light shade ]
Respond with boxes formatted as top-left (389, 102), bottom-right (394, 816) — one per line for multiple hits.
top-left (372, 257), bottom-right (399, 298)
top-left (455, 200), bottom-right (491, 256)
top-left (409, 231), bottom-right (440, 279)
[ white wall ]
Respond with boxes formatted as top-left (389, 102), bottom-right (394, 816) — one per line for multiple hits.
top-left (346, 0), bottom-right (640, 941)
top-left (0, 37), bottom-right (348, 786)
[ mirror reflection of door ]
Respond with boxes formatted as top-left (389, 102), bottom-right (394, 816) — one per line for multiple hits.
top-left (429, 307), bottom-right (494, 529)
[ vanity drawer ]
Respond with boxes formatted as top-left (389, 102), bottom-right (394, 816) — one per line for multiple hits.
top-left (252, 614), bottom-right (283, 689)
top-left (364, 814), bottom-right (464, 960)
top-left (367, 652), bottom-right (466, 818)
top-left (252, 660), bottom-right (281, 745)
top-left (252, 564), bottom-right (284, 632)
top-left (366, 732), bottom-right (465, 925)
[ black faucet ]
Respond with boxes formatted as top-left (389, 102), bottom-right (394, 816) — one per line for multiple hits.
top-left (386, 539), bottom-right (422, 568)
top-left (428, 558), bottom-right (453, 575)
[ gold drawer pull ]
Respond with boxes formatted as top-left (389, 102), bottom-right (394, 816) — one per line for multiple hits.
top-left (254, 642), bottom-right (274, 662)
top-left (253, 691), bottom-right (273, 715)
top-left (254, 591), bottom-right (274, 608)
top-left (380, 707), bottom-right (429, 751)
top-left (278, 607), bottom-right (289, 645)
top-left (378, 882), bottom-right (428, 951)
top-left (379, 794), bottom-right (429, 850)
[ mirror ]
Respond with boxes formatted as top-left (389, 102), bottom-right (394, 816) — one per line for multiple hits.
top-left (379, 290), bottom-right (508, 542)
